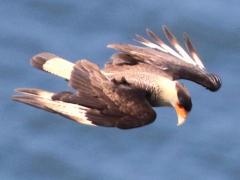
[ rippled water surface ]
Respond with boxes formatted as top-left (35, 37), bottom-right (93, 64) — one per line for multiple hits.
top-left (0, 0), bottom-right (240, 179)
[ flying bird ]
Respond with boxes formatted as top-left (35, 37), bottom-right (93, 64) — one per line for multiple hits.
top-left (12, 26), bottom-right (221, 129)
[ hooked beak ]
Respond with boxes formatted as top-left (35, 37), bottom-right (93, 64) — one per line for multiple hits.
top-left (175, 104), bottom-right (188, 126)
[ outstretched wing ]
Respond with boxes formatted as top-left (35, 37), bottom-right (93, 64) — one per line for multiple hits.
top-left (108, 26), bottom-right (221, 91)
top-left (13, 60), bottom-right (156, 129)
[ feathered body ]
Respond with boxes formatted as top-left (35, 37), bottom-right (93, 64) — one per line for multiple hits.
top-left (13, 26), bottom-right (221, 129)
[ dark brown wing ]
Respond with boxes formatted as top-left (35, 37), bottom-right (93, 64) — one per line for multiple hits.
top-left (108, 26), bottom-right (221, 92)
top-left (67, 59), bottom-right (156, 129)
top-left (12, 88), bottom-right (104, 127)
top-left (13, 60), bottom-right (156, 129)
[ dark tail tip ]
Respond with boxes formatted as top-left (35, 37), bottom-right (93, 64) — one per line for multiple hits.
top-left (31, 52), bottom-right (56, 70)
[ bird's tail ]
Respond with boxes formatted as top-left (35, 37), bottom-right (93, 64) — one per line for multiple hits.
top-left (31, 52), bottom-right (74, 80)
top-left (12, 88), bottom-right (95, 126)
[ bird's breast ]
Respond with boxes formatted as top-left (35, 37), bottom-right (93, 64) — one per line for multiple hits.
top-left (103, 70), bottom-right (176, 107)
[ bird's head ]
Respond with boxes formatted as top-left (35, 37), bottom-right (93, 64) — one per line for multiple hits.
top-left (172, 82), bottom-right (192, 126)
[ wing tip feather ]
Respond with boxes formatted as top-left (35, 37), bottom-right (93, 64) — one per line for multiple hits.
top-left (208, 74), bottom-right (222, 92)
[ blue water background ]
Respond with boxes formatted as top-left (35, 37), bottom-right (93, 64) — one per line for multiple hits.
top-left (0, 0), bottom-right (239, 179)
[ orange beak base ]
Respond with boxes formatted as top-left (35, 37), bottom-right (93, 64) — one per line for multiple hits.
top-left (175, 104), bottom-right (188, 126)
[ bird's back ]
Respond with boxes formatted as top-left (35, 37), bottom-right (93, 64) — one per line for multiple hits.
top-left (103, 63), bottom-right (176, 107)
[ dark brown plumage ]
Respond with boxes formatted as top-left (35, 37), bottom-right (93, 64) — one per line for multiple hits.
top-left (12, 26), bottom-right (221, 129)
